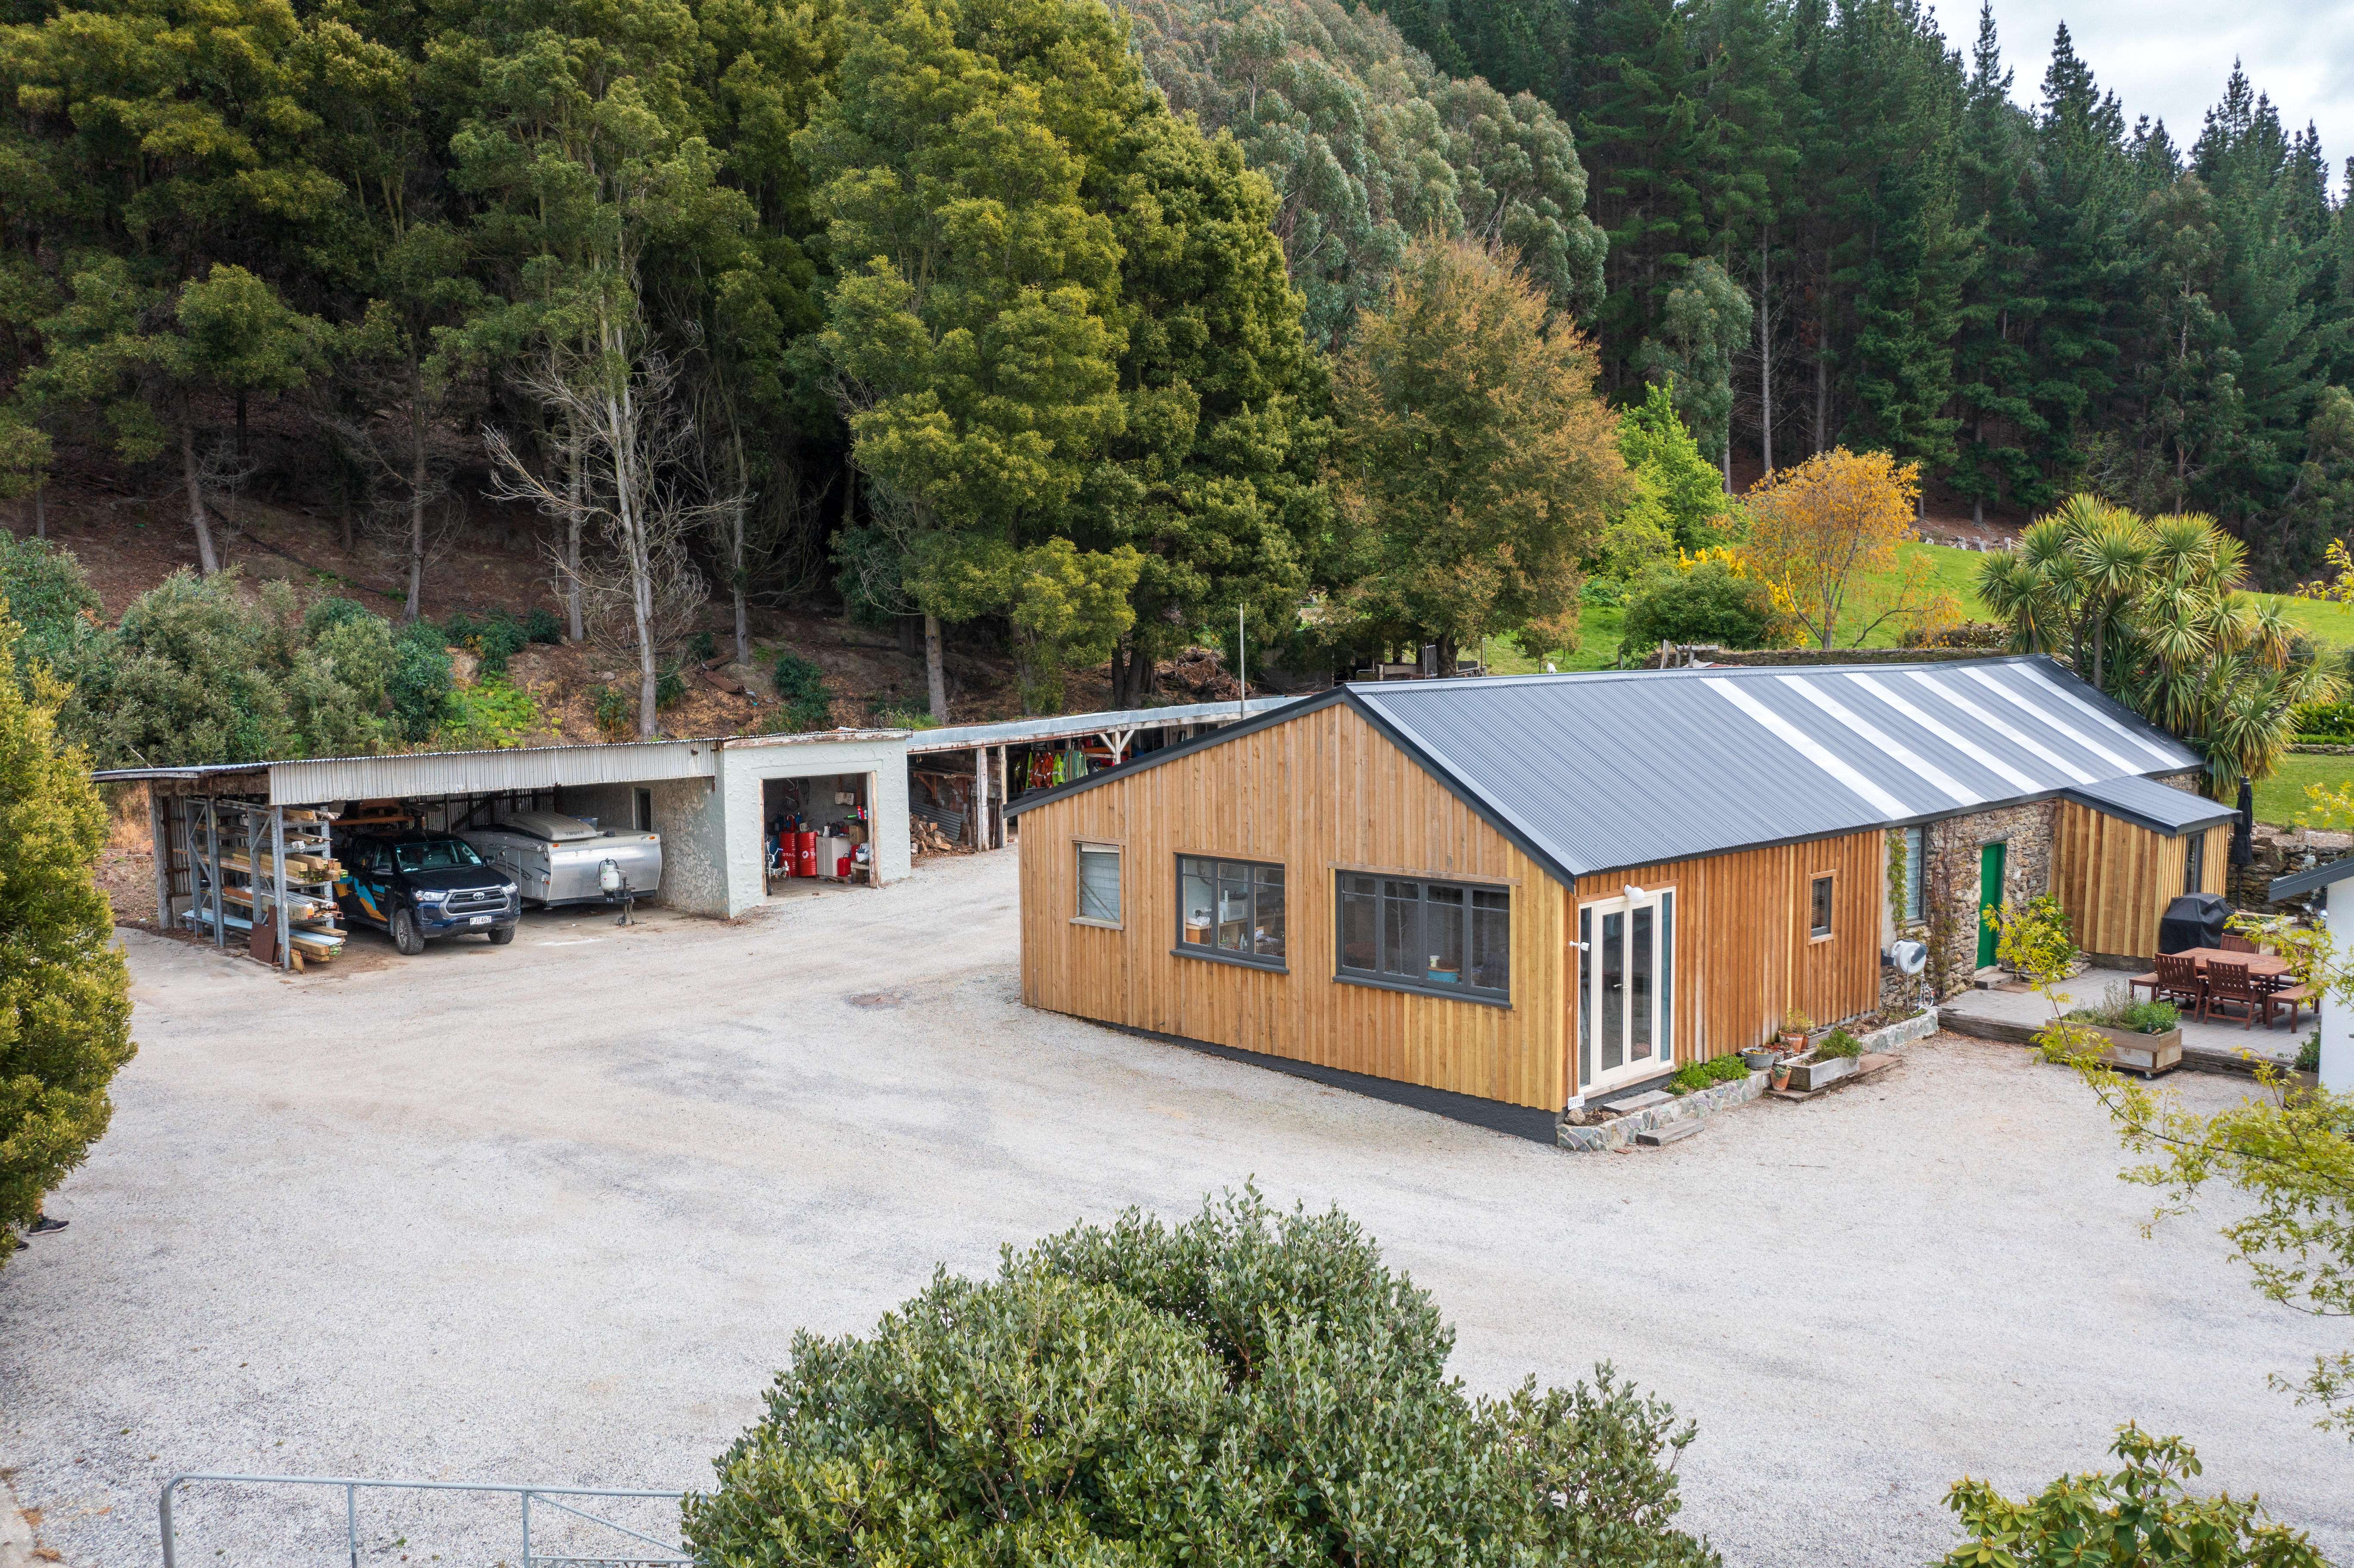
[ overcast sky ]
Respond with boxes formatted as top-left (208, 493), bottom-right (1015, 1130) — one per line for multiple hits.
top-left (1936, 0), bottom-right (2354, 187)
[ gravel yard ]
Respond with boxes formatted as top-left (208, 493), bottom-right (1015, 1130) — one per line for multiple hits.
top-left (3, 851), bottom-right (2348, 1566)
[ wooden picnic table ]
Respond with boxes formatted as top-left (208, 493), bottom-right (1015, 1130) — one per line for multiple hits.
top-left (2146, 947), bottom-right (2304, 1030)
top-left (2171, 946), bottom-right (2291, 980)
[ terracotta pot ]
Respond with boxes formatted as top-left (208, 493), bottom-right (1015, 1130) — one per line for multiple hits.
top-left (1769, 1064), bottom-right (1792, 1090)
top-left (1779, 1031), bottom-right (1807, 1051)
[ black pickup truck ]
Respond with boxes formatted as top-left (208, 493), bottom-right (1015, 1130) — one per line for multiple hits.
top-left (337, 833), bottom-right (520, 955)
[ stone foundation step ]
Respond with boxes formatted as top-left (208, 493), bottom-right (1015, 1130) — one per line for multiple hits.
top-left (1632, 1119), bottom-right (1704, 1147)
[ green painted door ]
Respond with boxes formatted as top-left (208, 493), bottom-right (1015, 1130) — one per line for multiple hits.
top-left (1977, 841), bottom-right (2007, 967)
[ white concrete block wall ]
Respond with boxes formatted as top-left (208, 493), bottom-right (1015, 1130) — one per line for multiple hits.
top-left (701, 736), bottom-right (913, 918)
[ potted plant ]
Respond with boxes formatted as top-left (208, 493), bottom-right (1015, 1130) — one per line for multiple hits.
top-left (1768, 1057), bottom-right (1793, 1091)
top-left (1778, 1007), bottom-right (1812, 1052)
top-left (1741, 1044), bottom-right (1778, 1071)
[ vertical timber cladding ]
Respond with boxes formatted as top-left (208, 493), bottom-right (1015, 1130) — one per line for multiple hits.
top-left (1015, 701), bottom-right (1570, 1110)
top-left (1570, 830), bottom-right (1886, 1069)
top-left (2052, 803), bottom-right (2233, 960)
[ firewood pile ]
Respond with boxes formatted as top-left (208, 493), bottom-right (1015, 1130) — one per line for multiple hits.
top-left (912, 819), bottom-right (959, 856)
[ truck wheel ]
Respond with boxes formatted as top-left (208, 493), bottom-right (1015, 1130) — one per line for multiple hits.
top-left (487, 924), bottom-right (515, 946)
top-left (392, 907), bottom-right (425, 956)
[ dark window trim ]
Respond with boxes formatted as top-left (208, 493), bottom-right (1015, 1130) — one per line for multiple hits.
top-left (1809, 872), bottom-right (1835, 940)
top-left (1169, 946), bottom-right (1290, 976)
top-left (1336, 971), bottom-right (1512, 1009)
top-left (1174, 853), bottom-right (1288, 970)
top-left (1334, 872), bottom-right (1512, 1004)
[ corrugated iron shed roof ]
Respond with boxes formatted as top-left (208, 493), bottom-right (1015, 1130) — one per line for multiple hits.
top-left (2060, 773), bottom-right (2237, 834)
top-left (1007, 655), bottom-right (2216, 887)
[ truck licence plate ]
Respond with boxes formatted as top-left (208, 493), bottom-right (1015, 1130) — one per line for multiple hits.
top-left (469, 915), bottom-right (492, 926)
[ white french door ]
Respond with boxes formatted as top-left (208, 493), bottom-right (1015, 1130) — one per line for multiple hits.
top-left (1579, 889), bottom-right (1675, 1092)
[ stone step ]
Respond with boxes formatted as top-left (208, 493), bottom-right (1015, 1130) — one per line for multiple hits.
top-left (1633, 1119), bottom-right (1704, 1147)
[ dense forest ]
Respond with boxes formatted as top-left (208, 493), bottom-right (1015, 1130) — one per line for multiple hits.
top-left (0, 0), bottom-right (2348, 745)
top-left (1375, 0), bottom-right (2354, 572)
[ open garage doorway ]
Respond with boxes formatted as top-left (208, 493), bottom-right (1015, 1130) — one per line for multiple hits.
top-left (761, 771), bottom-right (876, 897)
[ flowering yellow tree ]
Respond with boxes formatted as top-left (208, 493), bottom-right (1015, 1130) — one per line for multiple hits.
top-left (1741, 448), bottom-right (1954, 648)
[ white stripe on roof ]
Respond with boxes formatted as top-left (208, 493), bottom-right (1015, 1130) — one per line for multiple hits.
top-left (1707, 678), bottom-right (1912, 818)
top-left (1963, 666), bottom-right (2135, 772)
top-left (1909, 671), bottom-right (2095, 784)
top-left (1779, 676), bottom-right (1980, 808)
top-left (1846, 673), bottom-right (2040, 794)
top-left (2013, 664), bottom-right (2185, 768)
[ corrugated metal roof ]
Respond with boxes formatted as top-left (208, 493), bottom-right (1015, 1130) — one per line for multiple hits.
top-left (909, 698), bottom-right (1292, 753)
top-left (1354, 656), bottom-right (2201, 880)
top-left (2271, 855), bottom-right (2354, 900)
top-left (264, 739), bottom-right (718, 803)
top-left (2061, 774), bottom-right (2237, 834)
top-left (1009, 655), bottom-right (2216, 888)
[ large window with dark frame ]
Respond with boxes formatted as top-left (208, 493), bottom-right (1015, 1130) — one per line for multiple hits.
top-left (1336, 874), bottom-right (1510, 1001)
top-left (1177, 856), bottom-right (1286, 966)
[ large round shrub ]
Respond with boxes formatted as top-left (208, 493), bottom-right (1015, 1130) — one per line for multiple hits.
top-left (685, 1191), bottom-right (1716, 1567)
top-left (1618, 562), bottom-right (1777, 656)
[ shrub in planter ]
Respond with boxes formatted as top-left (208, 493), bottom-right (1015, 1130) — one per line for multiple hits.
top-left (1816, 1028), bottom-right (1863, 1060)
top-left (685, 1190), bottom-right (1719, 1568)
top-left (2064, 984), bottom-right (2180, 1036)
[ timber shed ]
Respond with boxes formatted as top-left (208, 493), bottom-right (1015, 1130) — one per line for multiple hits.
top-left (1004, 655), bottom-right (2235, 1129)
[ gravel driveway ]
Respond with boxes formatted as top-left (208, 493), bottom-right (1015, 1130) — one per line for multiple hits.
top-left (3, 851), bottom-right (2348, 1566)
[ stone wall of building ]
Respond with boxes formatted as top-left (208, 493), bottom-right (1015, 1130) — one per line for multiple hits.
top-left (1915, 801), bottom-right (2056, 999)
top-left (2231, 822), bottom-right (2354, 913)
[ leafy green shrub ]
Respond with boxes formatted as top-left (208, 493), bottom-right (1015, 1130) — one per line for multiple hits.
top-left (0, 532), bottom-right (101, 687)
top-left (1815, 1028), bottom-right (1863, 1060)
top-left (437, 680), bottom-right (538, 750)
top-left (685, 1190), bottom-right (1716, 1568)
top-left (2296, 1030), bottom-right (2320, 1072)
top-left (688, 628), bottom-right (716, 662)
top-left (873, 703), bottom-right (940, 731)
top-left (1901, 619), bottom-right (2008, 650)
top-left (387, 619), bottom-right (454, 742)
top-left (1669, 1055), bottom-right (1750, 1094)
top-left (2065, 983), bottom-right (2181, 1035)
top-left (1938, 1425), bottom-right (2324, 1567)
top-left (441, 609), bottom-right (529, 677)
top-left (0, 613), bottom-right (136, 1262)
top-left (1618, 562), bottom-right (1777, 657)
top-left (2292, 700), bottom-right (2354, 741)
top-left (58, 571), bottom-right (390, 765)
top-left (772, 652), bottom-right (832, 731)
top-left (591, 684), bottom-right (631, 738)
top-left (522, 607), bottom-right (562, 645)
top-left (654, 666), bottom-right (686, 709)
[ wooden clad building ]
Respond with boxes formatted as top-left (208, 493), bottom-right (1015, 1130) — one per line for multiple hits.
top-left (1007, 656), bottom-right (2236, 1126)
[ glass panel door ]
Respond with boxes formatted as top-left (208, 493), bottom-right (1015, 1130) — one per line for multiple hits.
top-left (1582, 890), bottom-right (1675, 1091)
top-left (1600, 910), bottom-right (1625, 1072)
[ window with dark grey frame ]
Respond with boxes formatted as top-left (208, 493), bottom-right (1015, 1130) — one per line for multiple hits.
top-left (1336, 873), bottom-right (1510, 1001)
top-left (2184, 833), bottom-right (2204, 896)
top-left (1176, 856), bottom-right (1286, 967)
top-left (1810, 874), bottom-right (1834, 938)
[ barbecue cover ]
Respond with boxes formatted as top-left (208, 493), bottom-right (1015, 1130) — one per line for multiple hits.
top-left (2158, 892), bottom-right (2231, 955)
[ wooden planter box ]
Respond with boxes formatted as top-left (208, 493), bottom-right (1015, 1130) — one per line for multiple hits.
top-left (1786, 1055), bottom-right (1854, 1091)
top-left (2081, 1023), bottom-right (2182, 1076)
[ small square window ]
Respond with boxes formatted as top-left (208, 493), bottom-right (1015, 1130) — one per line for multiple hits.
top-left (1810, 874), bottom-right (1834, 939)
top-left (1075, 844), bottom-right (1121, 926)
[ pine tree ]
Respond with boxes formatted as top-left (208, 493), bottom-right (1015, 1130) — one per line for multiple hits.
top-left (1948, 3), bottom-right (2046, 520)
top-left (2020, 23), bottom-right (2139, 485)
top-left (0, 610), bottom-right (134, 1259)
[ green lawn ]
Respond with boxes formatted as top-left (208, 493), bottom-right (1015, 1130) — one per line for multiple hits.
top-left (1484, 540), bottom-right (2354, 679)
top-left (2251, 752), bottom-right (2354, 826)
